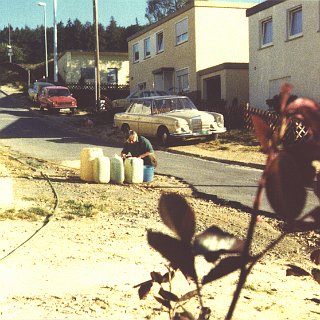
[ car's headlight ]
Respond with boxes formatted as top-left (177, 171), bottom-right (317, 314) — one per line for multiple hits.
top-left (212, 113), bottom-right (224, 127)
top-left (174, 119), bottom-right (190, 132)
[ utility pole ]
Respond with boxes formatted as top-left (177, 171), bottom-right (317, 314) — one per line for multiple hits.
top-left (53, 0), bottom-right (58, 83)
top-left (7, 24), bottom-right (12, 63)
top-left (93, 0), bottom-right (100, 110)
top-left (37, 2), bottom-right (48, 79)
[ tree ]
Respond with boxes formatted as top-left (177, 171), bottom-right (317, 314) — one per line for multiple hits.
top-left (145, 0), bottom-right (190, 24)
top-left (104, 17), bottom-right (125, 52)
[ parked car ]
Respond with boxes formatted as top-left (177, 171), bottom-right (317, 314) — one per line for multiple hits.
top-left (38, 86), bottom-right (77, 113)
top-left (28, 81), bottom-right (54, 104)
top-left (111, 89), bottom-right (169, 113)
top-left (114, 95), bottom-right (226, 145)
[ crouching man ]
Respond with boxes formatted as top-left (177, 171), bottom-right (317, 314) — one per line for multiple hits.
top-left (121, 130), bottom-right (157, 167)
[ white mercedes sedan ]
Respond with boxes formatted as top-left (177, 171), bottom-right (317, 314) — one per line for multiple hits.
top-left (114, 95), bottom-right (227, 145)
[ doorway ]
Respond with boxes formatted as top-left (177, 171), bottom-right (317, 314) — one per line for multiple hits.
top-left (206, 75), bottom-right (221, 107)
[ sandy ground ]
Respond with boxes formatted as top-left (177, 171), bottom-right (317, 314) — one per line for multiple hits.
top-left (0, 87), bottom-right (320, 319)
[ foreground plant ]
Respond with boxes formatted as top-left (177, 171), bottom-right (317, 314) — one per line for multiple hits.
top-left (136, 83), bottom-right (320, 319)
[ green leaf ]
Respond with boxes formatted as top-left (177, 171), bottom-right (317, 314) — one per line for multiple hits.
top-left (147, 231), bottom-right (196, 278)
top-left (202, 256), bottom-right (244, 285)
top-left (193, 225), bottom-right (244, 262)
top-left (158, 193), bottom-right (195, 242)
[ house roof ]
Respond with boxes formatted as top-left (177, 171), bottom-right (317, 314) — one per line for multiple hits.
top-left (198, 62), bottom-right (249, 76)
top-left (128, 0), bottom-right (256, 42)
top-left (246, 0), bottom-right (286, 17)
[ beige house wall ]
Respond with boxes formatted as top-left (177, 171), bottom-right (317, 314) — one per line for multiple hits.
top-left (128, 0), bottom-right (254, 106)
top-left (248, 0), bottom-right (320, 108)
top-left (225, 69), bottom-right (249, 105)
top-left (199, 65), bottom-right (249, 105)
top-left (195, 4), bottom-right (251, 72)
top-left (128, 7), bottom-right (197, 92)
top-left (58, 51), bottom-right (129, 85)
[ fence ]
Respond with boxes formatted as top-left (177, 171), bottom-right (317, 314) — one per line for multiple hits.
top-left (207, 101), bottom-right (309, 145)
top-left (67, 83), bottom-right (130, 109)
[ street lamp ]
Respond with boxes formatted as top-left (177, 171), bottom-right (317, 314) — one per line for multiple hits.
top-left (37, 2), bottom-right (48, 80)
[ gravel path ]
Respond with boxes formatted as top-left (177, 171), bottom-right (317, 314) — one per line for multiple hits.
top-left (0, 145), bottom-right (319, 319)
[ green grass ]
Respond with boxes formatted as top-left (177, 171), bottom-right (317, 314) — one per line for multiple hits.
top-left (219, 130), bottom-right (259, 146)
top-left (0, 206), bottom-right (50, 221)
top-left (61, 199), bottom-right (97, 218)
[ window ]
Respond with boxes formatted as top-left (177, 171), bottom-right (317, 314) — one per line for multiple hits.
top-left (156, 31), bottom-right (164, 53)
top-left (288, 6), bottom-right (302, 37)
top-left (176, 68), bottom-right (189, 93)
top-left (176, 18), bottom-right (188, 45)
top-left (261, 18), bottom-right (272, 46)
top-left (133, 43), bottom-right (139, 63)
top-left (138, 82), bottom-right (146, 90)
top-left (144, 37), bottom-right (151, 58)
top-left (80, 67), bottom-right (95, 80)
top-left (107, 68), bottom-right (118, 84)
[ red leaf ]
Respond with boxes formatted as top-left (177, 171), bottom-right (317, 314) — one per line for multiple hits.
top-left (202, 256), bottom-right (245, 285)
top-left (279, 83), bottom-right (293, 113)
top-left (311, 268), bottom-right (320, 285)
top-left (285, 143), bottom-right (319, 186)
top-left (315, 173), bottom-right (320, 200)
top-left (136, 280), bottom-right (153, 300)
top-left (173, 311), bottom-right (195, 320)
top-left (147, 231), bottom-right (196, 279)
top-left (286, 264), bottom-right (310, 277)
top-left (150, 271), bottom-right (164, 284)
top-left (265, 151), bottom-right (306, 222)
top-left (311, 249), bottom-right (320, 265)
top-left (251, 115), bottom-right (273, 153)
top-left (159, 288), bottom-right (179, 302)
top-left (179, 289), bottom-right (198, 302)
top-left (285, 97), bottom-right (320, 142)
top-left (158, 193), bottom-right (195, 242)
top-left (193, 225), bottom-right (244, 261)
top-left (154, 296), bottom-right (171, 309)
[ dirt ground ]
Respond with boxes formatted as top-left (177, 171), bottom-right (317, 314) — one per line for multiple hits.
top-left (0, 86), bottom-right (320, 319)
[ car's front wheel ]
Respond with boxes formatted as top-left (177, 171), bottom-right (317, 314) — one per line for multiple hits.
top-left (157, 127), bottom-right (171, 146)
top-left (205, 134), bottom-right (218, 141)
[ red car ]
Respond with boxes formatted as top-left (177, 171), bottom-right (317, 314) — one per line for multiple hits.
top-left (38, 86), bottom-right (77, 113)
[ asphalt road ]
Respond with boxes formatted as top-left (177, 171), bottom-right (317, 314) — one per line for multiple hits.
top-left (0, 91), bottom-right (318, 216)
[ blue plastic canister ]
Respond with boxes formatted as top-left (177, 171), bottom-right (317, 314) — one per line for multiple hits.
top-left (143, 165), bottom-right (154, 182)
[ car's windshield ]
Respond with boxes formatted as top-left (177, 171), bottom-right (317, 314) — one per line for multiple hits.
top-left (129, 90), bottom-right (168, 99)
top-left (47, 89), bottom-right (70, 97)
top-left (152, 97), bottom-right (196, 114)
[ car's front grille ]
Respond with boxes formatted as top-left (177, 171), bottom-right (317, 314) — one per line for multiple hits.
top-left (58, 102), bottom-right (72, 106)
top-left (191, 117), bottom-right (211, 132)
top-left (191, 117), bottom-right (202, 132)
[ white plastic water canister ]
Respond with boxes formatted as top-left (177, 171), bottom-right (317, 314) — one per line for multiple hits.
top-left (80, 147), bottom-right (104, 182)
top-left (110, 154), bottom-right (124, 184)
top-left (0, 177), bottom-right (13, 208)
top-left (124, 157), bottom-right (144, 183)
top-left (92, 156), bottom-right (110, 184)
